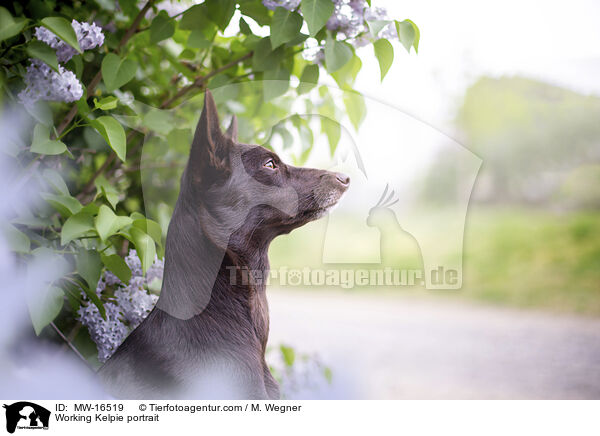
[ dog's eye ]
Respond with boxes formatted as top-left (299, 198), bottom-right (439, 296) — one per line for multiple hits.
top-left (263, 159), bottom-right (276, 170)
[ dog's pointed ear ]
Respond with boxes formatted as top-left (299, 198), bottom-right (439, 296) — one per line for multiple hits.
top-left (188, 90), bottom-right (231, 184)
top-left (225, 115), bottom-right (238, 142)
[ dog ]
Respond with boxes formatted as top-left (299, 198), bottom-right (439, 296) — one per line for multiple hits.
top-left (99, 90), bottom-right (350, 399)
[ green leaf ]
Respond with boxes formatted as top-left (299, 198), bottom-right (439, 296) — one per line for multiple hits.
top-left (61, 211), bottom-right (95, 245)
top-left (101, 53), bottom-right (137, 92)
top-left (280, 344), bottom-right (296, 366)
top-left (239, 17), bottom-right (251, 35)
top-left (263, 67), bottom-right (290, 101)
top-left (395, 19), bottom-right (418, 53)
top-left (1, 223), bottom-right (30, 253)
top-left (373, 39), bottom-right (394, 80)
top-left (27, 41), bottom-right (59, 73)
top-left (331, 54), bottom-right (361, 87)
top-left (301, 0), bottom-right (334, 36)
top-left (0, 7), bottom-right (27, 43)
top-left (180, 4), bottom-right (217, 39)
top-left (28, 285), bottom-right (64, 335)
top-left (94, 175), bottom-right (120, 209)
top-left (141, 109), bottom-right (174, 136)
top-left (76, 94), bottom-right (90, 117)
top-left (298, 64), bottom-right (319, 94)
top-left (367, 19), bottom-right (391, 38)
top-left (41, 17), bottom-right (81, 53)
top-left (41, 193), bottom-right (82, 217)
top-left (321, 116), bottom-right (341, 155)
top-left (150, 10), bottom-right (175, 44)
top-left (80, 282), bottom-right (106, 320)
top-left (76, 249), bottom-right (102, 290)
top-left (187, 30), bottom-right (212, 49)
top-left (252, 37), bottom-right (284, 71)
top-left (93, 96), bottom-right (118, 111)
top-left (406, 19), bottom-right (420, 53)
top-left (93, 116), bottom-right (127, 161)
top-left (344, 91), bottom-right (366, 131)
top-left (239, 0), bottom-right (272, 26)
top-left (95, 205), bottom-right (133, 242)
top-left (42, 169), bottom-right (70, 195)
top-left (132, 218), bottom-right (163, 248)
top-left (130, 227), bottom-right (156, 273)
top-left (325, 35), bottom-right (352, 73)
top-left (205, 0), bottom-right (236, 30)
top-left (31, 124), bottom-right (69, 156)
top-left (101, 254), bottom-right (132, 284)
top-left (270, 8), bottom-right (303, 49)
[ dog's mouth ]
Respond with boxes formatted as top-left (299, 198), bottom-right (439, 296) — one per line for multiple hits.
top-left (301, 190), bottom-right (346, 218)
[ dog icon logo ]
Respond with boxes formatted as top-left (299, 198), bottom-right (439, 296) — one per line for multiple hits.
top-left (3, 402), bottom-right (50, 433)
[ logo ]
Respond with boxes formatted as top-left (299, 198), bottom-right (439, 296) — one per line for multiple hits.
top-left (3, 402), bottom-right (50, 434)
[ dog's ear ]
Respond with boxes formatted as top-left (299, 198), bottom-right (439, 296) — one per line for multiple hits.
top-left (188, 90), bottom-right (231, 184)
top-left (225, 115), bottom-right (238, 142)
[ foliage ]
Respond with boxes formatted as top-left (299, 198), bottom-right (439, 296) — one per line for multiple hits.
top-left (269, 208), bottom-right (600, 316)
top-left (0, 1), bottom-right (418, 364)
top-left (454, 76), bottom-right (600, 204)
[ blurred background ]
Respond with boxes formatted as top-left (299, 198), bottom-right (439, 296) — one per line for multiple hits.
top-left (263, 0), bottom-right (600, 398)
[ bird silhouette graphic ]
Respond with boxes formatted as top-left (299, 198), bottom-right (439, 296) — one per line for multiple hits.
top-left (366, 184), bottom-right (424, 273)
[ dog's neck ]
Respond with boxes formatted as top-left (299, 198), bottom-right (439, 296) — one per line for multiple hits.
top-left (155, 198), bottom-right (272, 323)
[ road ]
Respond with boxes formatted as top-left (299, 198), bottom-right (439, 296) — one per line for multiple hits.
top-left (267, 290), bottom-right (600, 399)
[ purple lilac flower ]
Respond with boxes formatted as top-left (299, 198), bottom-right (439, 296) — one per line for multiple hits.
top-left (77, 249), bottom-right (162, 362)
top-left (326, 0), bottom-right (365, 37)
top-left (262, 0), bottom-right (301, 11)
top-left (302, 38), bottom-right (325, 65)
top-left (78, 301), bottom-right (128, 363)
top-left (35, 20), bottom-right (104, 63)
top-left (146, 257), bottom-right (164, 285)
top-left (324, 1), bottom-right (397, 41)
top-left (17, 60), bottom-right (83, 109)
top-left (124, 249), bottom-right (143, 278)
top-left (379, 23), bottom-right (398, 40)
top-left (114, 276), bottom-right (158, 329)
top-left (364, 5), bottom-right (388, 21)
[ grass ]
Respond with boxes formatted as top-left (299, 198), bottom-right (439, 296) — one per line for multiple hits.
top-left (268, 207), bottom-right (600, 316)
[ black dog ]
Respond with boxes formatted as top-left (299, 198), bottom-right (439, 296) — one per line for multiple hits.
top-left (99, 90), bottom-right (350, 399)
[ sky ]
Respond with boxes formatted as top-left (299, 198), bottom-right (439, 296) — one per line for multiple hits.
top-left (355, 0), bottom-right (600, 133)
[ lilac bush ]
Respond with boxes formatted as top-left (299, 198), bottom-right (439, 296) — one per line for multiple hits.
top-left (290, 0), bottom-right (400, 64)
top-left (19, 20), bottom-right (104, 108)
top-left (77, 250), bottom-right (160, 363)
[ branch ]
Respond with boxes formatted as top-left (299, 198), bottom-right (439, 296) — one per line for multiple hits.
top-left (160, 51), bottom-right (253, 109)
top-left (50, 322), bottom-right (92, 369)
top-left (54, 1), bottom-right (154, 138)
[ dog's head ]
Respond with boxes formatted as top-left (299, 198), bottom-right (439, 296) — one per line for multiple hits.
top-left (179, 90), bottom-right (350, 250)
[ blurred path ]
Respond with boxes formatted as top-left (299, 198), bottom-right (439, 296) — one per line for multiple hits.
top-left (267, 290), bottom-right (600, 399)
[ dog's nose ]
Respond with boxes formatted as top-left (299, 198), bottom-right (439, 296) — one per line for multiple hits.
top-left (335, 172), bottom-right (350, 187)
